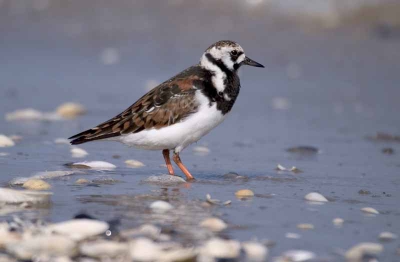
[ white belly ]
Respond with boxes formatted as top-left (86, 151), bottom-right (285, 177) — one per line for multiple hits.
top-left (118, 91), bottom-right (226, 152)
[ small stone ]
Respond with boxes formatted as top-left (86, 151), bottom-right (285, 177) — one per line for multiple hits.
top-left (285, 233), bottom-right (301, 239)
top-left (70, 161), bottom-right (116, 170)
top-left (242, 241), bottom-right (268, 262)
top-left (71, 147), bottom-right (88, 158)
top-left (22, 179), bottom-right (51, 191)
top-left (92, 177), bottom-right (119, 185)
top-left (0, 135), bottom-right (15, 148)
top-left (200, 217), bottom-right (227, 232)
top-left (46, 219), bottom-right (109, 241)
top-left (379, 232), bottom-right (397, 242)
top-left (193, 146), bottom-right (210, 155)
top-left (149, 201), bottom-right (173, 213)
top-left (282, 250), bottom-right (316, 262)
top-left (201, 238), bottom-right (241, 259)
top-left (361, 207), bottom-right (379, 215)
top-left (286, 146), bottom-right (319, 154)
top-left (125, 159), bottom-right (145, 168)
top-left (80, 241), bottom-right (129, 258)
top-left (304, 192), bottom-right (328, 202)
top-left (333, 218), bottom-right (344, 227)
top-left (235, 189), bottom-right (254, 198)
top-left (345, 243), bottom-right (383, 261)
top-left (56, 102), bottom-right (86, 119)
top-left (6, 235), bottom-right (77, 260)
top-left (297, 224), bottom-right (314, 230)
top-left (75, 178), bottom-right (90, 185)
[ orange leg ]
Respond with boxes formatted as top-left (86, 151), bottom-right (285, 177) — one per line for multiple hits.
top-left (173, 153), bottom-right (195, 180)
top-left (162, 149), bottom-right (175, 176)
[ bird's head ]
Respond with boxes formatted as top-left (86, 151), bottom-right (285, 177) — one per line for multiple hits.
top-left (200, 40), bottom-right (264, 72)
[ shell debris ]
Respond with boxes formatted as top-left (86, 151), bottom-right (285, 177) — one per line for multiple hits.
top-left (149, 201), bottom-right (173, 213)
top-left (235, 189), bottom-right (255, 198)
top-left (56, 102), bottom-right (86, 119)
top-left (361, 207), bottom-right (379, 215)
top-left (297, 223), bottom-right (314, 230)
top-left (70, 161), bottom-right (116, 170)
top-left (70, 147), bottom-right (88, 158)
top-left (345, 242), bottom-right (383, 261)
top-left (200, 217), bottom-right (227, 232)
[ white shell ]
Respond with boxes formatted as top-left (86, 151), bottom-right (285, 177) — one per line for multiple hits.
top-left (22, 179), bottom-right (51, 191)
top-left (333, 218), bottom-right (344, 227)
top-left (379, 232), bottom-right (397, 241)
top-left (56, 102), bottom-right (86, 119)
top-left (242, 241), bottom-right (269, 262)
top-left (304, 192), bottom-right (328, 202)
top-left (6, 235), bottom-right (77, 260)
top-left (46, 219), bottom-right (109, 241)
top-left (72, 161), bottom-right (116, 170)
top-left (282, 250), bottom-right (316, 262)
top-left (129, 238), bottom-right (162, 262)
top-left (149, 201), bottom-right (173, 213)
top-left (80, 241), bottom-right (129, 258)
top-left (361, 207), bottom-right (379, 215)
top-left (0, 188), bottom-right (52, 204)
top-left (125, 159), bottom-right (145, 168)
top-left (0, 135), bottom-right (15, 148)
top-left (201, 238), bottom-right (241, 259)
top-left (10, 171), bottom-right (78, 186)
top-left (71, 147), bottom-right (88, 158)
top-left (345, 242), bottom-right (383, 261)
top-left (200, 217), bottom-right (227, 232)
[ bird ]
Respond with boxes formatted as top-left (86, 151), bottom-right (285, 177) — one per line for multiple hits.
top-left (69, 40), bottom-right (264, 180)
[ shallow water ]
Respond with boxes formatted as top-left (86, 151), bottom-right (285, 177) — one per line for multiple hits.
top-left (0, 1), bottom-right (400, 261)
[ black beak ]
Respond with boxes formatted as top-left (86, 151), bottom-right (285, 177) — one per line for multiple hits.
top-left (243, 56), bottom-right (264, 68)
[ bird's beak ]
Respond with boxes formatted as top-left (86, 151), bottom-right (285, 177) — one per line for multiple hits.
top-left (243, 56), bottom-right (264, 68)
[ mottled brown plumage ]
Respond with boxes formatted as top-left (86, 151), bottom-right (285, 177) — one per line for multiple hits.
top-left (69, 69), bottom-right (204, 145)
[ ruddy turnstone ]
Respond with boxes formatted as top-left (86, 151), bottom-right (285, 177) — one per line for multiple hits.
top-left (69, 40), bottom-right (264, 180)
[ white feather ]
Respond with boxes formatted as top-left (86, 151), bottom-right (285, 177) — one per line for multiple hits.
top-left (200, 53), bottom-right (226, 93)
top-left (118, 91), bottom-right (226, 152)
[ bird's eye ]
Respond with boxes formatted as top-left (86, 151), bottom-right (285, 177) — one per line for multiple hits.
top-left (230, 50), bottom-right (238, 56)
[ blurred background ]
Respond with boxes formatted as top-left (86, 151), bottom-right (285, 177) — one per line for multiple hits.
top-left (1, 1), bottom-right (400, 259)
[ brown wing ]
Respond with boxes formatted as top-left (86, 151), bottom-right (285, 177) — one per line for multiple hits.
top-left (69, 74), bottom-right (202, 145)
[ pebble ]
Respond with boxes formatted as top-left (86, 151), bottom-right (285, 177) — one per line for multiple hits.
top-left (125, 159), bottom-right (145, 168)
top-left (286, 146), bottom-right (319, 154)
top-left (285, 233), bottom-right (301, 239)
top-left (361, 207), bottom-right (379, 215)
top-left (129, 238), bottom-right (162, 262)
top-left (200, 217), bottom-right (227, 232)
top-left (46, 219), bottom-right (109, 241)
top-left (379, 232), bottom-right (397, 242)
top-left (22, 179), bottom-right (51, 191)
top-left (242, 241), bottom-right (269, 262)
top-left (345, 242), bottom-right (383, 261)
top-left (6, 235), bottom-right (77, 260)
top-left (54, 138), bottom-right (70, 144)
top-left (149, 201), bottom-right (173, 213)
top-left (201, 238), bottom-right (241, 259)
top-left (333, 218), bottom-right (344, 227)
top-left (80, 241), bottom-right (129, 258)
top-left (75, 178), bottom-right (90, 185)
top-left (297, 223), bottom-right (314, 230)
top-left (193, 146), bottom-right (210, 155)
top-left (56, 102), bottom-right (86, 119)
top-left (281, 250), bottom-right (316, 262)
top-left (235, 189), bottom-right (255, 198)
top-left (143, 175), bottom-right (186, 185)
top-left (71, 147), bottom-right (88, 158)
top-left (0, 188), bottom-right (52, 204)
top-left (71, 161), bottom-right (116, 170)
top-left (0, 135), bottom-right (15, 148)
top-left (304, 192), bottom-right (328, 202)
